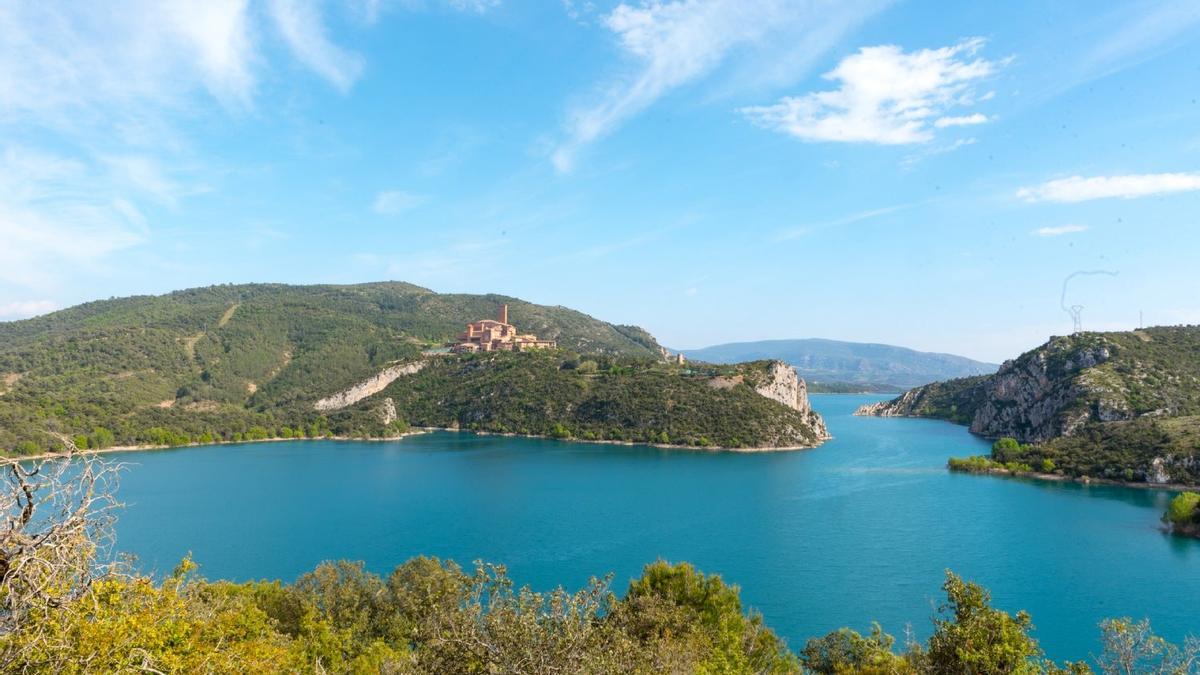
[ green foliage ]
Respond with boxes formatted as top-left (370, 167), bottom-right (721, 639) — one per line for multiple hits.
top-left (1163, 492), bottom-right (1200, 538)
top-left (800, 624), bottom-right (907, 674)
top-left (922, 572), bottom-right (1045, 674)
top-left (994, 437), bottom-right (1022, 453)
top-left (380, 352), bottom-right (824, 449)
top-left (89, 426), bottom-right (115, 449)
top-left (875, 327), bottom-right (1200, 486)
top-left (0, 282), bottom-right (666, 455)
top-left (619, 560), bottom-right (798, 673)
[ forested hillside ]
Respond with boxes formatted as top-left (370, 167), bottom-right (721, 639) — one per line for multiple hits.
top-left (381, 352), bottom-right (828, 449)
top-left (0, 283), bottom-right (826, 454)
top-left (0, 283), bottom-right (664, 453)
top-left (858, 326), bottom-right (1200, 485)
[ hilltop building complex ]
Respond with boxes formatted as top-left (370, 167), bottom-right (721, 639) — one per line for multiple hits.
top-left (451, 304), bottom-right (556, 353)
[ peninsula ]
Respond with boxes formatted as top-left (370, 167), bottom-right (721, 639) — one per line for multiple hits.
top-left (856, 326), bottom-right (1200, 487)
top-left (0, 282), bottom-right (828, 456)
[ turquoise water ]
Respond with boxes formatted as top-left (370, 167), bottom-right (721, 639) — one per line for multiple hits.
top-left (108, 395), bottom-right (1198, 661)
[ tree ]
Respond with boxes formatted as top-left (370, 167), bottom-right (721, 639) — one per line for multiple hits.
top-left (801, 624), bottom-right (909, 674)
top-left (1096, 618), bottom-right (1200, 675)
top-left (923, 571), bottom-right (1045, 675)
top-left (620, 560), bottom-right (798, 673)
top-left (90, 426), bottom-right (115, 449)
top-left (1, 456), bottom-right (122, 668)
top-left (1164, 492), bottom-right (1200, 527)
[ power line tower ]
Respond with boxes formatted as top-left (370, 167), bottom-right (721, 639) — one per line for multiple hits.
top-left (1059, 270), bottom-right (1118, 334)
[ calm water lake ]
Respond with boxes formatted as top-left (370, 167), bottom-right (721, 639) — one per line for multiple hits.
top-left (108, 394), bottom-right (1198, 661)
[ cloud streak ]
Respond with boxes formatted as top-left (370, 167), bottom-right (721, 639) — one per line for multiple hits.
top-left (1033, 224), bottom-right (1088, 237)
top-left (267, 0), bottom-right (365, 92)
top-left (741, 38), bottom-right (1003, 145)
top-left (372, 190), bottom-right (426, 215)
top-left (1018, 173), bottom-right (1200, 203)
top-left (552, 0), bottom-right (887, 171)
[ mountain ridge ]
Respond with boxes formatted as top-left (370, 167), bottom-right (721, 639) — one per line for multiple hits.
top-left (678, 337), bottom-right (997, 390)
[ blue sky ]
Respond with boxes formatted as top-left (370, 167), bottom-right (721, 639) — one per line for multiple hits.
top-left (1, 0), bottom-right (1198, 362)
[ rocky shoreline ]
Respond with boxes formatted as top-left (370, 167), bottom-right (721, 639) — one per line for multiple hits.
top-left (947, 462), bottom-right (1198, 493)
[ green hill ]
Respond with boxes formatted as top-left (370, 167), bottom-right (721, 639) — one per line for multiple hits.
top-left (857, 326), bottom-right (1200, 485)
top-left (0, 282), bottom-right (826, 454)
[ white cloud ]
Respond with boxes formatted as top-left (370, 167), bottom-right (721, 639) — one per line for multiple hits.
top-left (935, 112), bottom-right (989, 128)
top-left (0, 300), bottom-right (57, 320)
top-left (446, 0), bottom-right (501, 13)
top-left (552, 0), bottom-right (887, 171)
top-left (1033, 224), bottom-right (1088, 237)
top-left (1017, 173), bottom-right (1200, 203)
top-left (0, 147), bottom-right (147, 289)
top-left (741, 38), bottom-right (1002, 144)
top-left (372, 190), bottom-right (426, 215)
top-left (267, 0), bottom-right (365, 92)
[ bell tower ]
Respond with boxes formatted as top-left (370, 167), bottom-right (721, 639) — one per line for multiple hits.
top-left (499, 304), bottom-right (509, 324)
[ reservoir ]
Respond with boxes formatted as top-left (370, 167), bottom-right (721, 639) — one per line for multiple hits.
top-left (108, 394), bottom-right (1198, 661)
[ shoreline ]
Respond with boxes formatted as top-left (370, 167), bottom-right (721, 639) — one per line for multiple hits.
top-left (2, 430), bottom-right (433, 465)
top-left (3, 427), bottom-right (824, 464)
top-left (950, 465), bottom-right (1196, 493)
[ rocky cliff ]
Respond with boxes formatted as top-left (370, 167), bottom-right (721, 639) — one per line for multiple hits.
top-left (854, 334), bottom-right (1131, 443)
top-left (856, 327), bottom-right (1200, 485)
top-left (314, 362), bottom-right (426, 412)
top-left (753, 361), bottom-right (830, 440)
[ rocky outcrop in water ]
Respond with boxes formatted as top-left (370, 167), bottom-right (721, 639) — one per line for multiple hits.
top-left (314, 362), bottom-right (426, 412)
top-left (754, 361), bottom-right (830, 440)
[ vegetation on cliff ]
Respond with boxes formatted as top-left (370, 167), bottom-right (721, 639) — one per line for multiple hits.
top-left (0, 283), bottom-right (823, 455)
top-left (379, 352), bottom-right (826, 449)
top-left (863, 326), bottom-right (1200, 486)
top-left (5, 456), bottom-right (1198, 674)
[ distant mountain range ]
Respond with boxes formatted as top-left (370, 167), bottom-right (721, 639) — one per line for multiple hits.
top-left (678, 338), bottom-right (998, 391)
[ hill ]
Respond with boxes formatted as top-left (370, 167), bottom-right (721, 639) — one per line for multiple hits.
top-left (0, 282), bottom-right (827, 454)
top-left (857, 326), bottom-right (1200, 485)
top-left (679, 338), bottom-right (996, 390)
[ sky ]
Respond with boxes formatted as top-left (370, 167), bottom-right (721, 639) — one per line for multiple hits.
top-left (1, 0), bottom-right (1198, 362)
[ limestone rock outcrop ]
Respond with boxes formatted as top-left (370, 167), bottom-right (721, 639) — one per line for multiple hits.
top-left (314, 362), bottom-right (426, 412)
top-left (855, 335), bottom-right (1130, 443)
top-left (754, 361), bottom-right (830, 440)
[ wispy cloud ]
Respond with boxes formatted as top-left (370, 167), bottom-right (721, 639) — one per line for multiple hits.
top-left (934, 113), bottom-right (989, 128)
top-left (775, 202), bottom-right (922, 241)
top-left (372, 190), bottom-right (426, 215)
top-left (742, 38), bottom-right (1004, 145)
top-left (0, 147), bottom-right (147, 289)
top-left (446, 0), bottom-right (501, 13)
top-left (1075, 2), bottom-right (1200, 86)
top-left (267, 0), bottom-right (365, 92)
top-left (1033, 224), bottom-right (1088, 237)
top-left (900, 137), bottom-right (976, 168)
top-left (0, 300), bottom-right (58, 320)
top-left (1017, 173), bottom-right (1200, 203)
top-left (552, 0), bottom-right (887, 171)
